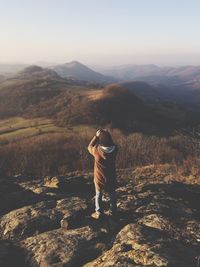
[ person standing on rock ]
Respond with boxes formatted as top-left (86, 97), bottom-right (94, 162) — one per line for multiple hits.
top-left (88, 129), bottom-right (118, 219)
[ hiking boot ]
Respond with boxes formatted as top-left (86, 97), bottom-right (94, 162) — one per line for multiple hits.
top-left (91, 211), bottom-right (102, 219)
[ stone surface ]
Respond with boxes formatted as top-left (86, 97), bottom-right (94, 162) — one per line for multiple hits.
top-left (21, 227), bottom-right (100, 267)
top-left (44, 175), bottom-right (94, 194)
top-left (85, 223), bottom-right (199, 267)
top-left (83, 182), bottom-right (200, 267)
top-left (1, 166), bottom-right (200, 267)
top-left (0, 197), bottom-right (87, 240)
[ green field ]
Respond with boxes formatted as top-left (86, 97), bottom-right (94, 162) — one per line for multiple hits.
top-left (0, 117), bottom-right (65, 143)
top-left (0, 117), bottom-right (96, 144)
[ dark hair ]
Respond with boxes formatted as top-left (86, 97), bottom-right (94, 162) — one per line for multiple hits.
top-left (98, 130), bottom-right (114, 146)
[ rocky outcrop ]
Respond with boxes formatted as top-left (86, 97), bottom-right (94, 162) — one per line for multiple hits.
top-left (85, 222), bottom-right (199, 267)
top-left (84, 182), bottom-right (200, 267)
top-left (21, 226), bottom-right (101, 267)
top-left (0, 166), bottom-right (200, 267)
top-left (0, 197), bottom-right (87, 240)
top-left (43, 175), bottom-right (94, 194)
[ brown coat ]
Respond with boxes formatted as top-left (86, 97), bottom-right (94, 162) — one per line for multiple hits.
top-left (88, 136), bottom-right (118, 192)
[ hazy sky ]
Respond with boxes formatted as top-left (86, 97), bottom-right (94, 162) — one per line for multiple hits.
top-left (0, 0), bottom-right (200, 66)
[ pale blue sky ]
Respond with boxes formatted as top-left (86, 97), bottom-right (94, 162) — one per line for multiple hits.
top-left (0, 0), bottom-right (200, 66)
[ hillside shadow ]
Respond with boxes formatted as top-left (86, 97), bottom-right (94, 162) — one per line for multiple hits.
top-left (142, 181), bottom-right (200, 213)
top-left (0, 175), bottom-right (95, 217)
top-left (0, 240), bottom-right (39, 267)
top-left (0, 179), bottom-right (43, 216)
top-left (139, 225), bottom-right (199, 267)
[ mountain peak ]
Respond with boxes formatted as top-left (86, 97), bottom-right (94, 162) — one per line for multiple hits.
top-left (21, 65), bottom-right (43, 74)
top-left (63, 61), bottom-right (90, 70)
top-left (53, 61), bottom-right (115, 84)
top-left (67, 60), bottom-right (83, 65)
top-left (19, 65), bottom-right (61, 80)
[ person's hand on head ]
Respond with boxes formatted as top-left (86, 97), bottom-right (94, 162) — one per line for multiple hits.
top-left (96, 129), bottom-right (103, 137)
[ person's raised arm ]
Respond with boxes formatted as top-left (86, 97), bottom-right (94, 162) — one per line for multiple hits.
top-left (87, 129), bottom-right (102, 155)
top-left (87, 135), bottom-right (98, 155)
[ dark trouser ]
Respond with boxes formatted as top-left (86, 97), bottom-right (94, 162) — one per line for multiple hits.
top-left (95, 189), bottom-right (117, 213)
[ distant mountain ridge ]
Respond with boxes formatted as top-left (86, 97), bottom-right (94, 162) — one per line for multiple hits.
top-left (0, 66), bottom-right (72, 118)
top-left (0, 65), bottom-right (198, 134)
top-left (120, 81), bottom-right (166, 101)
top-left (1, 62), bottom-right (200, 114)
top-left (52, 61), bottom-right (116, 84)
top-left (2, 62), bottom-right (200, 90)
top-left (0, 63), bottom-right (28, 75)
top-left (18, 65), bottom-right (61, 80)
top-left (0, 61), bottom-right (116, 84)
top-left (98, 64), bottom-right (200, 107)
top-left (101, 64), bottom-right (200, 88)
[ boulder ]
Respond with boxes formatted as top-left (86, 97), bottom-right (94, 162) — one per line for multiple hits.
top-left (44, 175), bottom-right (94, 194)
top-left (84, 223), bottom-right (199, 267)
top-left (0, 197), bottom-right (88, 240)
top-left (44, 176), bottom-right (60, 189)
top-left (1, 169), bottom-right (200, 267)
top-left (21, 226), bottom-right (100, 267)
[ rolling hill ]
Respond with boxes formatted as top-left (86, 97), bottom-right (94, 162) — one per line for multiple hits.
top-left (101, 64), bottom-right (200, 87)
top-left (0, 66), bottom-right (198, 135)
top-left (0, 65), bottom-right (81, 118)
top-left (120, 81), bottom-right (169, 101)
top-left (100, 64), bottom-right (200, 107)
top-left (52, 61), bottom-right (116, 84)
top-left (18, 65), bottom-right (61, 80)
top-left (0, 63), bottom-right (28, 75)
top-left (26, 84), bottom-right (194, 135)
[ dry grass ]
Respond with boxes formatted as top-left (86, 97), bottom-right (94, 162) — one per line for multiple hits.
top-left (1, 125), bottom-right (200, 178)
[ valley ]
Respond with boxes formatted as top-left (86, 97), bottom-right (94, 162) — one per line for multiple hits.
top-left (0, 62), bottom-right (200, 267)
